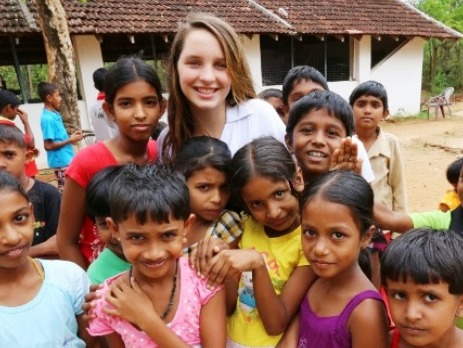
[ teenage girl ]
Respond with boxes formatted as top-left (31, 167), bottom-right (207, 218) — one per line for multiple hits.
top-left (296, 170), bottom-right (389, 347)
top-left (175, 136), bottom-right (242, 254)
top-left (200, 136), bottom-right (316, 347)
top-left (159, 13), bottom-right (285, 162)
top-left (0, 172), bottom-right (95, 347)
top-left (57, 57), bottom-right (165, 269)
top-left (87, 164), bottom-right (226, 347)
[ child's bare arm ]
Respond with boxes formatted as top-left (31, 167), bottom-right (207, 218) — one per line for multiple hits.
top-left (276, 312), bottom-right (300, 348)
top-left (17, 108), bottom-right (35, 148)
top-left (199, 289), bottom-right (227, 348)
top-left (103, 333), bottom-right (125, 348)
top-left (57, 179), bottom-right (88, 269)
top-left (43, 131), bottom-right (83, 150)
top-left (373, 201), bottom-right (413, 233)
top-left (349, 299), bottom-right (389, 348)
top-left (76, 314), bottom-right (100, 348)
top-left (253, 265), bottom-right (315, 335)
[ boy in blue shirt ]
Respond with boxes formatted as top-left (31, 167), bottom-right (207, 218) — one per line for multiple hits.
top-left (39, 82), bottom-right (82, 192)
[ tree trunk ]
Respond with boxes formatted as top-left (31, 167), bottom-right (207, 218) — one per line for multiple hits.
top-left (34, 0), bottom-right (80, 132)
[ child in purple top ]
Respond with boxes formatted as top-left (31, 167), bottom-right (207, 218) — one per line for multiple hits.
top-left (296, 171), bottom-right (389, 347)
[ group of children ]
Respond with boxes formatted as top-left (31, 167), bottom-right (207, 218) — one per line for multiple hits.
top-left (0, 11), bottom-right (463, 348)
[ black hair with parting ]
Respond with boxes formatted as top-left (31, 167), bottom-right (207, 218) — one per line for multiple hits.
top-left (104, 57), bottom-right (163, 105)
top-left (282, 65), bottom-right (329, 105)
top-left (0, 124), bottom-right (26, 149)
top-left (230, 136), bottom-right (298, 210)
top-left (175, 136), bottom-right (232, 181)
top-left (109, 162), bottom-right (190, 224)
top-left (349, 80), bottom-right (389, 110)
top-left (446, 157), bottom-right (463, 185)
top-left (286, 90), bottom-right (354, 139)
top-left (37, 82), bottom-right (59, 102)
top-left (86, 165), bottom-right (125, 221)
top-left (301, 170), bottom-right (374, 236)
top-left (0, 171), bottom-right (29, 202)
top-left (381, 228), bottom-right (463, 294)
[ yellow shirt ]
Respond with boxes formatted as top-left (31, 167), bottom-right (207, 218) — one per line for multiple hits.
top-left (227, 216), bottom-right (308, 347)
top-left (439, 189), bottom-right (460, 211)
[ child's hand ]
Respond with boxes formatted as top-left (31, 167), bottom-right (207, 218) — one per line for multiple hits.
top-left (104, 276), bottom-right (157, 328)
top-left (16, 108), bottom-right (29, 124)
top-left (189, 238), bottom-right (230, 277)
top-left (70, 130), bottom-right (84, 144)
top-left (330, 137), bottom-right (362, 174)
top-left (82, 283), bottom-right (102, 322)
top-left (206, 249), bottom-right (264, 289)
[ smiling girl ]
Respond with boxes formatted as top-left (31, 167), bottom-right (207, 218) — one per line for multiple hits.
top-left (57, 57), bottom-right (165, 269)
top-left (159, 13), bottom-right (285, 162)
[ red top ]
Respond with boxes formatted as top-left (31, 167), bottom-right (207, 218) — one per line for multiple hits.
top-left (65, 140), bottom-right (158, 265)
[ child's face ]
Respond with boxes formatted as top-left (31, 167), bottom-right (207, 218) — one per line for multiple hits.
top-left (187, 166), bottom-right (230, 223)
top-left (241, 174), bottom-right (303, 235)
top-left (177, 28), bottom-right (232, 115)
top-left (352, 95), bottom-right (388, 131)
top-left (286, 79), bottom-right (325, 111)
top-left (0, 190), bottom-right (33, 270)
top-left (266, 97), bottom-right (286, 124)
top-left (47, 90), bottom-right (62, 110)
top-left (0, 105), bottom-right (19, 120)
top-left (286, 108), bottom-right (347, 178)
top-left (103, 80), bottom-right (165, 143)
top-left (95, 216), bottom-right (124, 259)
top-left (385, 279), bottom-right (463, 347)
top-left (107, 213), bottom-right (194, 280)
top-left (457, 166), bottom-right (463, 203)
top-left (301, 196), bottom-right (372, 278)
top-left (0, 141), bottom-right (26, 181)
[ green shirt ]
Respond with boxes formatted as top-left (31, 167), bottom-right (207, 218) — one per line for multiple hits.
top-left (410, 210), bottom-right (451, 230)
top-left (87, 248), bottom-right (131, 284)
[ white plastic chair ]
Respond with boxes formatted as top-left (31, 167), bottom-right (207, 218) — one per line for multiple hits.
top-left (426, 87), bottom-right (454, 119)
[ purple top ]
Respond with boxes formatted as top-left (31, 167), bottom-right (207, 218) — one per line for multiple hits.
top-left (298, 290), bottom-right (383, 348)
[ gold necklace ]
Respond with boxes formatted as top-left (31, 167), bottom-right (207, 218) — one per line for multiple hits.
top-left (29, 257), bottom-right (44, 281)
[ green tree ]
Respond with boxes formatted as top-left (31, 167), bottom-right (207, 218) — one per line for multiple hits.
top-left (411, 0), bottom-right (463, 93)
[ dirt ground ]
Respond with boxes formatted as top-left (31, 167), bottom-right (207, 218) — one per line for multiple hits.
top-left (382, 104), bottom-right (463, 212)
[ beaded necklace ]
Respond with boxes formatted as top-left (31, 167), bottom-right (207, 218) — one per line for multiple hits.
top-left (129, 260), bottom-right (178, 320)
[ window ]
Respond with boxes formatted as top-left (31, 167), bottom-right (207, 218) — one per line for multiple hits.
top-left (260, 34), bottom-right (351, 86)
top-left (371, 36), bottom-right (408, 68)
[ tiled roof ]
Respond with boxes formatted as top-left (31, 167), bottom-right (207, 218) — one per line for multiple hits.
top-left (0, 0), bottom-right (460, 39)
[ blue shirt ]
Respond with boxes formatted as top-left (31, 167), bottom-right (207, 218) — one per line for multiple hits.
top-left (40, 108), bottom-right (75, 168)
top-left (0, 260), bottom-right (90, 347)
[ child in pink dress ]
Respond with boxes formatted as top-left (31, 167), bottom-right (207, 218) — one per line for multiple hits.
top-left (87, 164), bottom-right (226, 348)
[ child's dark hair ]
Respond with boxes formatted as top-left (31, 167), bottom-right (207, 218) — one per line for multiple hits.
top-left (349, 80), bottom-right (389, 110)
top-left (0, 89), bottom-right (20, 111)
top-left (0, 124), bottom-right (26, 148)
top-left (86, 165), bottom-right (125, 221)
top-left (381, 228), bottom-right (463, 294)
top-left (301, 170), bottom-right (374, 235)
top-left (37, 82), bottom-right (58, 102)
top-left (257, 88), bottom-right (283, 101)
top-left (93, 67), bottom-right (107, 92)
top-left (109, 163), bottom-right (190, 224)
top-left (151, 121), bottom-right (167, 140)
top-left (301, 170), bottom-right (374, 277)
top-left (176, 136), bottom-right (232, 181)
top-left (446, 157), bottom-right (463, 185)
top-left (231, 136), bottom-right (298, 208)
top-left (282, 65), bottom-right (329, 105)
top-left (0, 171), bottom-right (28, 202)
top-left (286, 90), bottom-right (354, 138)
top-left (104, 57), bottom-right (163, 105)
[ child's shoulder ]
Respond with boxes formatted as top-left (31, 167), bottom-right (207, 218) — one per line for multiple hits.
top-left (178, 257), bottom-right (222, 301)
top-left (30, 179), bottom-right (60, 196)
top-left (39, 259), bottom-right (90, 294)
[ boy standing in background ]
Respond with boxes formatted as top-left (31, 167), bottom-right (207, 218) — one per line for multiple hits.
top-left (0, 89), bottom-right (39, 177)
top-left (39, 82), bottom-right (82, 192)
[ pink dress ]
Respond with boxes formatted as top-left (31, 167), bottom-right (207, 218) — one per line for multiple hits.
top-left (88, 257), bottom-right (221, 347)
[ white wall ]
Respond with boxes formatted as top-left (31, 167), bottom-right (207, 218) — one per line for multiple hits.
top-left (241, 34), bottom-right (263, 91)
